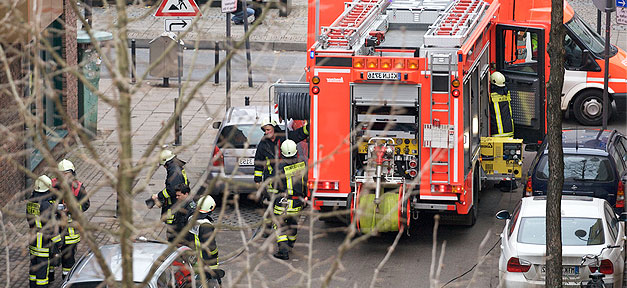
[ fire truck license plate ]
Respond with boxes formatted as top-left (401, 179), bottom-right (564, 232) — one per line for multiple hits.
top-left (238, 158), bottom-right (254, 166)
top-left (367, 72), bottom-right (400, 80)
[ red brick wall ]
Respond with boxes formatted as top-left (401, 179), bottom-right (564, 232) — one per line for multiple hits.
top-left (0, 43), bottom-right (25, 207)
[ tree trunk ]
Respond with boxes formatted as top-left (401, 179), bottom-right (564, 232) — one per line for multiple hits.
top-left (114, 0), bottom-right (134, 287)
top-left (545, 0), bottom-right (566, 286)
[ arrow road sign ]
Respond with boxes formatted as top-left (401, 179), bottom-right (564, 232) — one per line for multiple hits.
top-left (618, 0), bottom-right (626, 7)
top-left (165, 18), bottom-right (192, 32)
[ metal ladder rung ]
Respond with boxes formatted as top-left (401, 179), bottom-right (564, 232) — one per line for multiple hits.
top-left (432, 109), bottom-right (449, 112)
top-left (431, 180), bottom-right (449, 184)
top-left (432, 162), bottom-right (449, 166)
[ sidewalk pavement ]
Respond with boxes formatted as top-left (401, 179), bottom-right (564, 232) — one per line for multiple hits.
top-left (91, 0), bottom-right (309, 51)
top-left (0, 79), bottom-right (272, 288)
top-left (90, 0), bottom-right (627, 52)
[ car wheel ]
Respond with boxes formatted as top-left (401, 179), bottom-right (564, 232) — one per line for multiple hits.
top-left (573, 90), bottom-right (612, 126)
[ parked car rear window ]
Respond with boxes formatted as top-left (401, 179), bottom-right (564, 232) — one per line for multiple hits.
top-left (536, 154), bottom-right (614, 181)
top-left (218, 125), bottom-right (265, 149)
top-left (517, 217), bottom-right (605, 246)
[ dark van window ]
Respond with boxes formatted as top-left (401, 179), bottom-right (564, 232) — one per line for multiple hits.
top-left (218, 125), bottom-right (265, 149)
top-left (537, 154), bottom-right (615, 181)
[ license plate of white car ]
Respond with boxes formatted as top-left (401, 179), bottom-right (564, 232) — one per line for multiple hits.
top-left (540, 265), bottom-right (579, 276)
top-left (238, 158), bottom-right (254, 166)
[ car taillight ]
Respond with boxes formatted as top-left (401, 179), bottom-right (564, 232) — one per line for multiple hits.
top-left (212, 146), bottom-right (223, 166)
top-left (617, 181), bottom-right (625, 208)
top-left (590, 259), bottom-right (614, 274)
top-left (525, 176), bottom-right (533, 197)
top-left (506, 257), bottom-right (531, 272)
top-left (599, 259), bottom-right (614, 274)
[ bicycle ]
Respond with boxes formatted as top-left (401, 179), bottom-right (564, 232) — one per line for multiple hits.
top-left (580, 244), bottom-right (621, 288)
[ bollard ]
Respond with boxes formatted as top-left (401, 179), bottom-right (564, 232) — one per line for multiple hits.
top-left (215, 41), bottom-right (219, 84)
top-left (245, 96), bottom-right (250, 106)
top-left (175, 98), bottom-right (182, 146)
top-left (131, 39), bottom-right (136, 84)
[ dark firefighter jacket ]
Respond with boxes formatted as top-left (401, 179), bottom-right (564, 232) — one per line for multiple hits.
top-left (26, 191), bottom-right (62, 258)
top-left (253, 123), bottom-right (310, 192)
top-left (489, 84), bottom-right (514, 137)
top-left (187, 214), bottom-right (219, 270)
top-left (157, 158), bottom-right (189, 224)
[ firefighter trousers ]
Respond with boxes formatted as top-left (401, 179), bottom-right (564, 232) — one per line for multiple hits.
top-left (273, 198), bottom-right (303, 251)
top-left (29, 255), bottom-right (50, 288)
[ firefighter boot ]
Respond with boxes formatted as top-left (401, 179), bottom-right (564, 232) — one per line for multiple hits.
top-left (273, 242), bottom-right (290, 260)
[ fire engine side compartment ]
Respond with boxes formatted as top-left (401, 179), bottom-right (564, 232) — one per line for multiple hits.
top-left (310, 67), bottom-right (352, 208)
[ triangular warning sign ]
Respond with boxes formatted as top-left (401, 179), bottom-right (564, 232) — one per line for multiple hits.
top-left (155, 0), bottom-right (201, 17)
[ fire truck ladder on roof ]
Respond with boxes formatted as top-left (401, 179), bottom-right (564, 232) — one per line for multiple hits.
top-left (319, 0), bottom-right (389, 50)
top-left (423, 0), bottom-right (488, 47)
top-left (428, 53), bottom-right (452, 186)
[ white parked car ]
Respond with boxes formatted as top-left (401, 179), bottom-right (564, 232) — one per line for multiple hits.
top-left (496, 196), bottom-right (626, 287)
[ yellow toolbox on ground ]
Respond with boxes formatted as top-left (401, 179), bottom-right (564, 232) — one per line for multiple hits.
top-left (480, 137), bottom-right (523, 181)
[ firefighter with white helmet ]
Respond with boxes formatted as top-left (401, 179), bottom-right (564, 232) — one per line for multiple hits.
top-left (27, 175), bottom-right (62, 288)
top-left (489, 71), bottom-right (514, 137)
top-left (272, 140), bottom-right (307, 260)
top-left (253, 117), bottom-right (310, 237)
top-left (150, 149), bottom-right (189, 242)
top-left (51, 159), bottom-right (90, 280)
top-left (187, 195), bottom-right (223, 282)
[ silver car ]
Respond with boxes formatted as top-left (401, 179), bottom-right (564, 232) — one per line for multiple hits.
top-left (496, 196), bottom-right (626, 287)
top-left (61, 242), bottom-right (219, 288)
top-left (204, 106), bottom-right (281, 197)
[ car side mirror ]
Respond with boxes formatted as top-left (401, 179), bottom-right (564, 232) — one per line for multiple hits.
top-left (582, 49), bottom-right (601, 72)
top-left (212, 122), bottom-right (222, 129)
top-left (496, 210), bottom-right (511, 220)
top-left (525, 143), bottom-right (540, 152)
top-left (620, 212), bottom-right (627, 222)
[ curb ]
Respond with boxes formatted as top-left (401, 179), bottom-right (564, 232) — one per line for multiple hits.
top-left (126, 38), bottom-right (307, 51)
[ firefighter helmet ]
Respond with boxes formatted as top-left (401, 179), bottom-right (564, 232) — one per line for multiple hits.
top-left (198, 196), bottom-right (216, 213)
top-left (57, 159), bottom-right (75, 172)
top-left (260, 117), bottom-right (277, 131)
top-left (490, 71), bottom-right (506, 87)
top-left (34, 175), bottom-right (52, 192)
top-left (159, 149), bottom-right (175, 165)
top-left (281, 139), bottom-right (298, 158)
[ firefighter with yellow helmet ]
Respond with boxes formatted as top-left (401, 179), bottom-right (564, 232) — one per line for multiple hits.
top-left (186, 195), bottom-right (223, 283)
top-left (149, 149), bottom-right (189, 242)
top-left (253, 117), bottom-right (310, 237)
top-left (489, 72), bottom-right (514, 137)
top-left (27, 175), bottom-right (62, 288)
top-left (51, 159), bottom-right (90, 280)
top-left (272, 140), bottom-right (307, 260)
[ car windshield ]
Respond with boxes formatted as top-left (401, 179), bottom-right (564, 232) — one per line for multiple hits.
top-left (518, 217), bottom-right (605, 245)
top-left (564, 14), bottom-right (614, 56)
top-left (536, 154), bottom-right (614, 181)
top-left (218, 124), bottom-right (265, 149)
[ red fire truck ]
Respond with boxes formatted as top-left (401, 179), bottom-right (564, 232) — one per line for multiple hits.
top-left (272, 0), bottom-right (627, 233)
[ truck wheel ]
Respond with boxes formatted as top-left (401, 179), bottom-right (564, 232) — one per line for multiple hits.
top-left (463, 169), bottom-right (481, 226)
top-left (573, 90), bottom-right (611, 126)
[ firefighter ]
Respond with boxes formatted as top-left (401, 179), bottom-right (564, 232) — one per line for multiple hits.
top-left (173, 183), bottom-right (196, 243)
top-left (151, 149), bottom-right (189, 242)
top-left (187, 195), bottom-right (223, 283)
top-left (52, 159), bottom-right (90, 279)
top-left (272, 140), bottom-right (307, 260)
top-left (489, 71), bottom-right (514, 138)
top-left (253, 117), bottom-right (309, 237)
top-left (27, 175), bottom-right (62, 288)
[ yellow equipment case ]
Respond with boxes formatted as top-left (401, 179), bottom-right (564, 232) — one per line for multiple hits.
top-left (480, 137), bottom-right (523, 181)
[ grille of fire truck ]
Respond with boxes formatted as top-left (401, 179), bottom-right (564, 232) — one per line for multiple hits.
top-left (319, 0), bottom-right (390, 49)
top-left (423, 0), bottom-right (488, 47)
